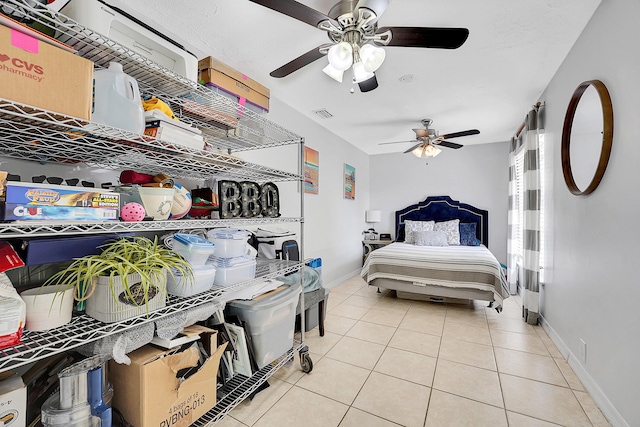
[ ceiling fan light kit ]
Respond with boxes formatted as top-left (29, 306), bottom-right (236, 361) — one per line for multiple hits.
top-left (413, 144), bottom-right (442, 158)
top-left (250, 0), bottom-right (469, 92)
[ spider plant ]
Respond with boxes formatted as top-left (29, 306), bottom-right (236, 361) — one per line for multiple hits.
top-left (44, 236), bottom-right (193, 315)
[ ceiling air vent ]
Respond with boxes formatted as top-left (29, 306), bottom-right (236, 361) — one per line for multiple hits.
top-left (312, 109), bottom-right (333, 119)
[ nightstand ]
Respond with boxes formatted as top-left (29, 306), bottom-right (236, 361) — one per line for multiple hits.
top-left (362, 239), bottom-right (393, 265)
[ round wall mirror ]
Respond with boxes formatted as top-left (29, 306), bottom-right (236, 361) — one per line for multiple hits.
top-left (561, 80), bottom-right (613, 195)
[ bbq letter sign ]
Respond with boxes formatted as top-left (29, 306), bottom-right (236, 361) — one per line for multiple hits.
top-left (218, 180), bottom-right (280, 219)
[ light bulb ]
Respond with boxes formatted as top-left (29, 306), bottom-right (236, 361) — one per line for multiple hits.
top-left (327, 42), bottom-right (353, 71)
top-left (322, 64), bottom-right (344, 82)
top-left (412, 146), bottom-right (424, 158)
top-left (352, 61), bottom-right (374, 83)
top-left (360, 44), bottom-right (386, 72)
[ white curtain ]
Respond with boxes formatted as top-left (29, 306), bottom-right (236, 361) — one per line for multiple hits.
top-left (507, 109), bottom-right (541, 325)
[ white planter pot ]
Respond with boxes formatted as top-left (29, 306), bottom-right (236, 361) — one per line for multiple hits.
top-left (86, 271), bottom-right (167, 323)
top-left (21, 286), bottom-right (74, 331)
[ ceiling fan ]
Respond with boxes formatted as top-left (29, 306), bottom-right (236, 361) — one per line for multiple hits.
top-left (248, 0), bottom-right (469, 92)
top-left (380, 119), bottom-right (480, 157)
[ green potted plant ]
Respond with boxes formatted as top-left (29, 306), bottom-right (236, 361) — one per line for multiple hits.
top-left (44, 236), bottom-right (193, 323)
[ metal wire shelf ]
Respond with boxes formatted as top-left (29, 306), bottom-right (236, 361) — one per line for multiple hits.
top-left (0, 259), bottom-right (302, 373)
top-left (193, 343), bottom-right (304, 426)
top-left (0, 0), bottom-right (303, 153)
top-left (0, 99), bottom-right (302, 182)
top-left (0, 217), bottom-right (302, 238)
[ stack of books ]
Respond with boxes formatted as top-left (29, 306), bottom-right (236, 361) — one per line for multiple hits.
top-left (143, 110), bottom-right (205, 150)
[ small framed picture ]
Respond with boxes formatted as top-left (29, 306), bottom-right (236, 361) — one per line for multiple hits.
top-left (225, 323), bottom-right (252, 377)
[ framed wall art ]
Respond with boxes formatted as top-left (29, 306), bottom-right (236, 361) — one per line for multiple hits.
top-left (344, 163), bottom-right (355, 200)
top-left (304, 146), bottom-right (319, 194)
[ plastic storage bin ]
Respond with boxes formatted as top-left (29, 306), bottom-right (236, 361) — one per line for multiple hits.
top-left (166, 264), bottom-right (216, 296)
top-left (227, 284), bottom-right (302, 369)
top-left (207, 229), bottom-right (251, 258)
top-left (171, 233), bottom-right (216, 266)
top-left (209, 256), bottom-right (256, 286)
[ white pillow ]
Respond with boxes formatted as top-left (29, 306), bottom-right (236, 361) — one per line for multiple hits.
top-left (414, 230), bottom-right (449, 246)
top-left (434, 219), bottom-right (460, 245)
top-left (404, 220), bottom-right (435, 244)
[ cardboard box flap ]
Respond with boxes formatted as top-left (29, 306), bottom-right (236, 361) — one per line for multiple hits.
top-left (177, 343), bottom-right (226, 398)
top-left (128, 344), bottom-right (174, 365)
top-left (163, 346), bottom-right (200, 374)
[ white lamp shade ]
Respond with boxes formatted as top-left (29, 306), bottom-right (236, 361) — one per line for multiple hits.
top-left (352, 61), bottom-right (375, 83)
top-left (360, 44), bottom-right (386, 72)
top-left (365, 210), bottom-right (382, 222)
top-left (327, 42), bottom-right (353, 71)
top-left (322, 64), bottom-right (344, 82)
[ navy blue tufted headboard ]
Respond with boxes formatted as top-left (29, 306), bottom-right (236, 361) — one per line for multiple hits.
top-left (395, 196), bottom-right (489, 247)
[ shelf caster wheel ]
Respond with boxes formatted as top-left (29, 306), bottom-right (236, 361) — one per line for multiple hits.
top-left (299, 349), bottom-right (313, 373)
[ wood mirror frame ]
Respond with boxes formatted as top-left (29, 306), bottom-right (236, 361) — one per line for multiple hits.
top-left (561, 80), bottom-right (614, 196)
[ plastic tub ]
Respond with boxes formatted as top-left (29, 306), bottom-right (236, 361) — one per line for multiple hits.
top-left (171, 233), bottom-right (216, 266)
top-left (227, 284), bottom-right (302, 369)
top-left (207, 229), bottom-right (251, 258)
top-left (166, 264), bottom-right (216, 297)
top-left (21, 286), bottom-right (74, 331)
top-left (208, 255), bottom-right (256, 286)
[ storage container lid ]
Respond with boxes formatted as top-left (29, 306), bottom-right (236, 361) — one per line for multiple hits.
top-left (228, 283), bottom-right (302, 310)
top-left (173, 233), bottom-right (216, 249)
top-left (208, 255), bottom-right (256, 268)
top-left (207, 229), bottom-right (251, 240)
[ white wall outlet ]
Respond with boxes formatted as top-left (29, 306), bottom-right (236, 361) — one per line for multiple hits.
top-left (580, 338), bottom-right (587, 364)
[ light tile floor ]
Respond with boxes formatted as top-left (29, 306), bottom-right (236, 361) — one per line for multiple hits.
top-left (223, 276), bottom-right (611, 427)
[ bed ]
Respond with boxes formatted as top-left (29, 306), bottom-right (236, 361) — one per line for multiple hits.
top-left (361, 196), bottom-right (510, 311)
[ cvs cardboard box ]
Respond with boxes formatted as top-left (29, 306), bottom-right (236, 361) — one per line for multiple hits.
top-left (109, 328), bottom-right (225, 427)
top-left (198, 56), bottom-right (270, 112)
top-left (0, 23), bottom-right (93, 120)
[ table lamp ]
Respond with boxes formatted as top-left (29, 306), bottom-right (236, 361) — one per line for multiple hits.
top-left (365, 210), bottom-right (381, 240)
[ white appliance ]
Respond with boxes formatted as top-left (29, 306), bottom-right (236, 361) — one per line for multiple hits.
top-left (59, 0), bottom-right (198, 82)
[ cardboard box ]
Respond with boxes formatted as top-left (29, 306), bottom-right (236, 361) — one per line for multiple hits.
top-left (198, 56), bottom-right (270, 112)
top-left (0, 23), bottom-right (93, 120)
top-left (110, 329), bottom-right (225, 427)
top-left (0, 371), bottom-right (27, 427)
top-left (2, 182), bottom-right (120, 221)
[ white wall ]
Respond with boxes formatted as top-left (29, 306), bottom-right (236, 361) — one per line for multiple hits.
top-left (240, 97), bottom-right (370, 287)
top-left (539, 1), bottom-right (640, 425)
top-left (369, 141), bottom-right (509, 264)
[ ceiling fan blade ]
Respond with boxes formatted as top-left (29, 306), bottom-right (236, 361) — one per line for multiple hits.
top-left (248, 0), bottom-right (336, 27)
top-left (270, 46), bottom-right (327, 78)
top-left (404, 142), bottom-right (424, 154)
top-left (378, 139), bottom-right (418, 145)
top-left (439, 129), bottom-right (480, 139)
top-left (412, 128), bottom-right (429, 138)
top-left (437, 140), bottom-right (464, 149)
top-left (377, 27), bottom-right (469, 49)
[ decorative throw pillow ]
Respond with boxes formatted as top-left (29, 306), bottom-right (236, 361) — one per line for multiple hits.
top-left (404, 220), bottom-right (435, 244)
top-left (414, 230), bottom-right (449, 246)
top-left (434, 219), bottom-right (460, 245)
top-left (459, 222), bottom-right (481, 246)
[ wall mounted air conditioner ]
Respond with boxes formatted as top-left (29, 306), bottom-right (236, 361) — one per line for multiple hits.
top-left (59, 0), bottom-right (198, 82)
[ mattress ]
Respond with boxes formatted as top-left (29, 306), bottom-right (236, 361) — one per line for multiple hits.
top-left (361, 242), bottom-right (510, 310)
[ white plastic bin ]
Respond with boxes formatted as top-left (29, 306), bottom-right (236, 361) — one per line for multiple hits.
top-left (171, 233), bottom-right (216, 266)
top-left (166, 264), bottom-right (216, 297)
top-left (227, 284), bottom-right (302, 369)
top-left (208, 256), bottom-right (256, 286)
top-left (207, 229), bottom-right (251, 258)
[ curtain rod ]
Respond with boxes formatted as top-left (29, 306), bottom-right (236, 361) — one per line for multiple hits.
top-left (514, 101), bottom-right (543, 138)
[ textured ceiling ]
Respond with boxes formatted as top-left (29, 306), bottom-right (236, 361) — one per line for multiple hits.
top-left (116, 0), bottom-right (601, 155)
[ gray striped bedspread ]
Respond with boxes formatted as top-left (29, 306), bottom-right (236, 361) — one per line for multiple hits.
top-left (361, 242), bottom-right (510, 310)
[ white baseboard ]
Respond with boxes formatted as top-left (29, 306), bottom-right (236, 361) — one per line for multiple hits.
top-left (323, 269), bottom-right (361, 290)
top-left (540, 314), bottom-right (628, 427)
